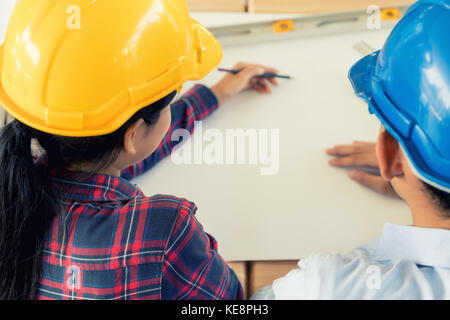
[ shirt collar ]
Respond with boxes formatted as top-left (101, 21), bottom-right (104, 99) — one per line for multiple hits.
top-left (50, 168), bottom-right (144, 202)
top-left (375, 223), bottom-right (450, 269)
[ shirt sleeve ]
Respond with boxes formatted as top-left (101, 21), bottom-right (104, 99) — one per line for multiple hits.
top-left (121, 84), bottom-right (219, 180)
top-left (272, 246), bottom-right (383, 300)
top-left (161, 199), bottom-right (244, 300)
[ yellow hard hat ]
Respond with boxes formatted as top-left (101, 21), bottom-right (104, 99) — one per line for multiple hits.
top-left (0, 0), bottom-right (223, 137)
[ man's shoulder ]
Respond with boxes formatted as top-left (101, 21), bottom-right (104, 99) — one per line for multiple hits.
top-left (274, 243), bottom-right (450, 300)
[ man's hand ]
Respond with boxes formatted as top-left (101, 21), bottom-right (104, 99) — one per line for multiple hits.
top-left (211, 62), bottom-right (279, 105)
top-left (326, 141), bottom-right (398, 198)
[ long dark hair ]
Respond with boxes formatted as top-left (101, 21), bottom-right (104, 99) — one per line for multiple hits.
top-left (0, 92), bottom-right (176, 300)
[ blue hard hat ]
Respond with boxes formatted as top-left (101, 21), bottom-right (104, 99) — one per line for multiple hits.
top-left (349, 0), bottom-right (450, 192)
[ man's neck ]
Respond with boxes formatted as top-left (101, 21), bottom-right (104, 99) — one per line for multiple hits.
top-left (410, 201), bottom-right (450, 230)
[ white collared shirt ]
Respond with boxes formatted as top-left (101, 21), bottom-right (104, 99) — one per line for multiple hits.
top-left (272, 223), bottom-right (450, 299)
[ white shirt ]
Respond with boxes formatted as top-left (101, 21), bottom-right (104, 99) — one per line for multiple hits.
top-left (273, 223), bottom-right (450, 299)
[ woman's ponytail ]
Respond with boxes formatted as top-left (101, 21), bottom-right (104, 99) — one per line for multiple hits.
top-left (0, 120), bottom-right (58, 300)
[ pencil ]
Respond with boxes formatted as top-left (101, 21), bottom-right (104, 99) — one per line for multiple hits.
top-left (217, 68), bottom-right (291, 79)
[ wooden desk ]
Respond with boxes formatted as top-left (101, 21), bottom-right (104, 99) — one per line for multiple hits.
top-left (187, 0), bottom-right (245, 12)
top-left (227, 262), bottom-right (248, 298)
top-left (228, 260), bottom-right (300, 298)
top-left (187, 0), bottom-right (413, 14)
top-left (249, 0), bottom-right (413, 14)
top-left (248, 261), bottom-right (299, 297)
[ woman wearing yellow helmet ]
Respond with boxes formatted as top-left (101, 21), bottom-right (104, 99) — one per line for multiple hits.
top-left (0, 0), bottom-right (278, 300)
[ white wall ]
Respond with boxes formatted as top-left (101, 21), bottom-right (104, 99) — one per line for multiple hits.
top-left (0, 0), bottom-right (17, 44)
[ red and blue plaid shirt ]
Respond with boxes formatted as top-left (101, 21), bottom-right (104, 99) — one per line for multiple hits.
top-left (36, 85), bottom-right (244, 300)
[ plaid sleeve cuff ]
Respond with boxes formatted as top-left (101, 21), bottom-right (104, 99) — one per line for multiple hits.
top-left (181, 84), bottom-right (219, 120)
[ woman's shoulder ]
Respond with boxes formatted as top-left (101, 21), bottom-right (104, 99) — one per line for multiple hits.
top-left (132, 194), bottom-right (197, 214)
top-left (127, 194), bottom-right (199, 238)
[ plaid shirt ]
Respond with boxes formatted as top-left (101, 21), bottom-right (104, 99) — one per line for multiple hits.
top-left (36, 85), bottom-right (244, 300)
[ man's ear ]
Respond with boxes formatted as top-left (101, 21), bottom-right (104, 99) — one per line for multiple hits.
top-left (376, 127), bottom-right (404, 180)
top-left (123, 119), bottom-right (145, 155)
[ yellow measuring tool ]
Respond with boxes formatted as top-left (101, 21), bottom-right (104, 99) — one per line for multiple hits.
top-left (273, 20), bottom-right (295, 34)
top-left (380, 7), bottom-right (402, 21)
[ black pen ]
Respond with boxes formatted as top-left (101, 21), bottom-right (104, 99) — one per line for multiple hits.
top-left (218, 68), bottom-right (291, 79)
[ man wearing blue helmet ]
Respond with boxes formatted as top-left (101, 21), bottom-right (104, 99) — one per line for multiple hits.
top-left (253, 0), bottom-right (450, 299)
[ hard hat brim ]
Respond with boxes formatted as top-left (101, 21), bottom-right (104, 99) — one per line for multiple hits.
top-left (190, 19), bottom-right (223, 79)
top-left (348, 50), bottom-right (379, 109)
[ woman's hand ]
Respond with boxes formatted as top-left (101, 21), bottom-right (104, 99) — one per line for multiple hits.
top-left (326, 141), bottom-right (399, 198)
top-left (211, 62), bottom-right (279, 105)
